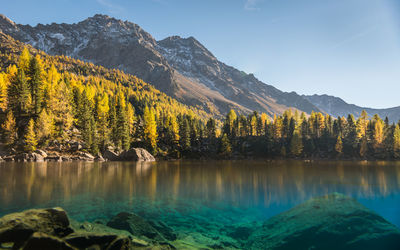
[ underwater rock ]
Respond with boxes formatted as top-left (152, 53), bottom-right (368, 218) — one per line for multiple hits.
top-left (247, 193), bottom-right (400, 250)
top-left (22, 232), bottom-right (75, 250)
top-left (148, 220), bottom-right (178, 241)
top-left (107, 212), bottom-right (164, 241)
top-left (0, 207), bottom-right (73, 248)
top-left (0, 208), bottom-right (145, 250)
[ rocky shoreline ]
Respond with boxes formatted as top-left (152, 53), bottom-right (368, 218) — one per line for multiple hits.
top-left (0, 141), bottom-right (155, 163)
top-left (1, 193), bottom-right (399, 250)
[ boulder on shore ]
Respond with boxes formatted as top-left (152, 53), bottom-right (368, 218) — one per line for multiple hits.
top-left (118, 148), bottom-right (155, 162)
top-left (246, 193), bottom-right (400, 250)
top-left (103, 149), bottom-right (119, 161)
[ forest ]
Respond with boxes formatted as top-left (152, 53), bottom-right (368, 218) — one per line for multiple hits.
top-left (0, 46), bottom-right (400, 160)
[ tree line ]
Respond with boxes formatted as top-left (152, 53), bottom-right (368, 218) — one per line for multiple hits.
top-left (1, 47), bottom-right (399, 160)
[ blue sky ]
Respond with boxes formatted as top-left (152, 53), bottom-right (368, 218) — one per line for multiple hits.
top-left (2, 0), bottom-right (400, 108)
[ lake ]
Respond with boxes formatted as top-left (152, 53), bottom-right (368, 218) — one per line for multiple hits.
top-left (1, 160), bottom-right (400, 248)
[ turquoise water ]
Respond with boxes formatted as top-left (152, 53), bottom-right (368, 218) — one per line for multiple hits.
top-left (0, 160), bottom-right (400, 247)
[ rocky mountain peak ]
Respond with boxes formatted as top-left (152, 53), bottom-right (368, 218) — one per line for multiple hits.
top-left (0, 14), bottom-right (18, 33)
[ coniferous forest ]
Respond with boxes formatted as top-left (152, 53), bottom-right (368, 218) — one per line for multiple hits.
top-left (1, 38), bottom-right (400, 160)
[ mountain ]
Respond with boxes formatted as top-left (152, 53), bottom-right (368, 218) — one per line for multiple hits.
top-left (0, 31), bottom-right (209, 121)
top-left (303, 94), bottom-right (400, 122)
top-left (0, 14), bottom-right (320, 118)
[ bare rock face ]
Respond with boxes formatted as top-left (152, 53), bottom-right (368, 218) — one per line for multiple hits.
top-left (246, 193), bottom-right (400, 250)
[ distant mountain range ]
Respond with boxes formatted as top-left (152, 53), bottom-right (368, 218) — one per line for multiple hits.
top-left (303, 94), bottom-right (400, 122)
top-left (0, 14), bottom-right (399, 121)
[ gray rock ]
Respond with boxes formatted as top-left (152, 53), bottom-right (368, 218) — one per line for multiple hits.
top-left (14, 153), bottom-right (44, 162)
top-left (34, 149), bottom-right (48, 158)
top-left (246, 193), bottom-right (400, 250)
top-left (103, 149), bottom-right (119, 161)
top-left (94, 155), bottom-right (105, 162)
top-left (46, 155), bottom-right (63, 162)
top-left (3, 155), bottom-right (14, 161)
top-left (70, 141), bottom-right (83, 151)
top-left (118, 148), bottom-right (155, 162)
top-left (78, 152), bottom-right (95, 161)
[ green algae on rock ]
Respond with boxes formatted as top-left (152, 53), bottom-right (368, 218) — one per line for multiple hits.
top-left (247, 193), bottom-right (400, 250)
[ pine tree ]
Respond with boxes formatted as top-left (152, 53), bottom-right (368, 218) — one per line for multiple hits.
top-left (393, 124), bottom-right (400, 159)
top-left (219, 133), bottom-right (232, 156)
top-left (356, 110), bottom-right (368, 139)
top-left (24, 119), bottom-right (37, 152)
top-left (359, 136), bottom-right (368, 158)
top-left (2, 111), bottom-right (17, 146)
top-left (290, 130), bottom-right (303, 157)
top-left (0, 73), bottom-right (8, 111)
top-left (335, 135), bottom-right (343, 155)
top-left (224, 109), bottom-right (237, 137)
top-left (8, 69), bottom-right (31, 116)
top-left (372, 116), bottom-right (384, 150)
top-left (35, 109), bottom-right (54, 144)
top-left (206, 118), bottom-right (217, 139)
top-left (179, 117), bottom-right (191, 150)
top-left (18, 47), bottom-right (31, 72)
top-left (143, 106), bottom-right (157, 151)
top-left (28, 55), bottom-right (44, 115)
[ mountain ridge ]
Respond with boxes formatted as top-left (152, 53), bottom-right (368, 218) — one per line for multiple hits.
top-left (0, 13), bottom-right (322, 118)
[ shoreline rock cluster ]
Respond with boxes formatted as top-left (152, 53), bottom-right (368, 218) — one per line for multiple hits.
top-left (0, 146), bottom-right (155, 163)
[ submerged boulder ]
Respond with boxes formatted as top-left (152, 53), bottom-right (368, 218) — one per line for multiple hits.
top-left (107, 212), bottom-right (164, 241)
top-left (246, 193), bottom-right (400, 250)
top-left (0, 208), bottom-right (138, 250)
top-left (0, 207), bottom-right (73, 248)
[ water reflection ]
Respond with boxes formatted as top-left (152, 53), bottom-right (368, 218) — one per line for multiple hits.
top-left (1, 160), bottom-right (400, 212)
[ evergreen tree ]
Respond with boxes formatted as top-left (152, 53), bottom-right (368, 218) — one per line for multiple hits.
top-left (290, 130), bottom-right (303, 157)
top-left (18, 47), bottom-right (31, 72)
top-left (24, 119), bottom-right (37, 152)
top-left (28, 55), bottom-right (44, 115)
top-left (224, 109), bottom-right (237, 137)
top-left (0, 73), bottom-right (8, 111)
top-left (359, 136), bottom-right (368, 158)
top-left (35, 109), bottom-right (54, 144)
top-left (8, 69), bottom-right (31, 116)
top-left (206, 118), bottom-right (217, 139)
top-left (335, 135), bottom-right (343, 156)
top-left (143, 106), bottom-right (157, 151)
top-left (179, 117), bottom-right (191, 150)
top-left (2, 111), bottom-right (17, 146)
top-left (393, 124), bottom-right (400, 159)
top-left (219, 133), bottom-right (232, 156)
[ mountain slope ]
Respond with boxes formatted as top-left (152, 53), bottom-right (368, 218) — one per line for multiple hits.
top-left (0, 31), bottom-right (210, 121)
top-left (0, 14), bottom-right (321, 117)
top-left (303, 94), bottom-right (400, 121)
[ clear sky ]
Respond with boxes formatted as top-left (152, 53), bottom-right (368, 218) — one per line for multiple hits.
top-left (2, 0), bottom-right (400, 108)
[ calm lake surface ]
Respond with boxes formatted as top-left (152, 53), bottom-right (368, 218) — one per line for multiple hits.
top-left (1, 160), bottom-right (400, 244)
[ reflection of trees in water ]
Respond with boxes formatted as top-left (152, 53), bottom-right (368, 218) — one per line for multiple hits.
top-left (0, 161), bottom-right (400, 209)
